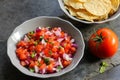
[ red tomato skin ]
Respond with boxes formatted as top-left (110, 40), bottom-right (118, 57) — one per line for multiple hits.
top-left (88, 28), bottom-right (119, 58)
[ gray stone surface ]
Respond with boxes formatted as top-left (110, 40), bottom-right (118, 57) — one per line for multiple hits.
top-left (89, 65), bottom-right (120, 80)
top-left (0, 0), bottom-right (120, 80)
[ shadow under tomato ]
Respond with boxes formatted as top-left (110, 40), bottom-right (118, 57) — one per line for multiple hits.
top-left (79, 42), bottom-right (101, 65)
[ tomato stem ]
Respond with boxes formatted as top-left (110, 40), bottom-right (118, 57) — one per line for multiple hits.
top-left (93, 32), bottom-right (103, 43)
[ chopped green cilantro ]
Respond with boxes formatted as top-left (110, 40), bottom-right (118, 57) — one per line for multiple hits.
top-left (29, 68), bottom-right (34, 72)
top-left (27, 35), bottom-right (31, 39)
top-left (30, 31), bottom-right (34, 35)
top-left (99, 66), bottom-right (106, 73)
top-left (101, 62), bottom-right (108, 67)
top-left (49, 50), bottom-right (52, 55)
top-left (45, 39), bottom-right (48, 42)
top-left (58, 46), bottom-right (62, 49)
top-left (40, 36), bottom-right (43, 41)
top-left (64, 43), bottom-right (67, 47)
top-left (43, 58), bottom-right (50, 65)
top-left (47, 26), bottom-right (50, 28)
top-left (57, 65), bottom-right (62, 71)
top-left (31, 52), bottom-right (36, 58)
top-left (49, 42), bottom-right (53, 45)
top-left (99, 62), bottom-right (108, 73)
top-left (34, 41), bottom-right (38, 46)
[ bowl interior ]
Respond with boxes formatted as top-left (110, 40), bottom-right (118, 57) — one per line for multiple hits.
top-left (58, 0), bottom-right (120, 24)
top-left (7, 16), bottom-right (85, 78)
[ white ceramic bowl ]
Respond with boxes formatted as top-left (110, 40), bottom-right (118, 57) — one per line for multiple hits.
top-left (7, 16), bottom-right (85, 78)
top-left (58, 0), bottom-right (120, 24)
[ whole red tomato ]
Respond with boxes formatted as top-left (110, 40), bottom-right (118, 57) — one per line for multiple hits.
top-left (88, 28), bottom-right (119, 58)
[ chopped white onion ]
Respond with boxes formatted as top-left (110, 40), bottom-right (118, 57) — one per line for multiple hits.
top-left (53, 30), bottom-right (61, 37)
top-left (63, 53), bottom-right (72, 61)
top-left (25, 60), bottom-right (29, 65)
top-left (38, 57), bottom-right (41, 62)
top-left (24, 35), bottom-right (29, 42)
top-left (43, 56), bottom-right (54, 61)
top-left (57, 38), bottom-right (64, 42)
top-left (41, 39), bottom-right (46, 45)
top-left (34, 65), bottom-right (39, 73)
top-left (58, 27), bottom-right (62, 32)
top-left (70, 39), bottom-right (75, 43)
top-left (64, 33), bottom-right (68, 37)
top-left (71, 43), bottom-right (78, 48)
top-left (39, 52), bottom-right (44, 57)
top-left (65, 36), bottom-right (68, 41)
top-left (54, 62), bottom-right (59, 67)
top-left (45, 31), bottom-right (53, 35)
top-left (38, 26), bottom-right (41, 29)
top-left (53, 68), bottom-right (60, 72)
top-left (58, 57), bottom-right (63, 68)
top-left (41, 68), bottom-right (46, 74)
top-left (53, 68), bottom-right (57, 71)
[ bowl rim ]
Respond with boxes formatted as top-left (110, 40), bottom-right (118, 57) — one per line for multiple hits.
top-left (7, 16), bottom-right (85, 78)
top-left (58, 0), bottom-right (120, 24)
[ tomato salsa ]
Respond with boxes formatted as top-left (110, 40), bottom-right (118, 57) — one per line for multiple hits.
top-left (16, 27), bottom-right (77, 74)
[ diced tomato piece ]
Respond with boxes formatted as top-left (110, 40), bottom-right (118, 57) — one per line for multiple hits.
top-left (20, 61), bottom-right (26, 66)
top-left (61, 31), bottom-right (65, 37)
top-left (66, 43), bottom-right (71, 49)
top-left (65, 36), bottom-right (71, 42)
top-left (19, 53), bottom-right (27, 60)
top-left (44, 34), bottom-right (49, 40)
top-left (52, 47), bottom-right (58, 52)
top-left (35, 61), bottom-right (39, 66)
top-left (52, 53), bottom-right (59, 59)
top-left (48, 35), bottom-right (56, 42)
top-left (16, 48), bottom-right (27, 60)
top-left (29, 45), bottom-right (35, 51)
top-left (50, 60), bottom-right (55, 65)
top-left (16, 47), bottom-right (24, 56)
top-left (47, 63), bottom-right (54, 73)
top-left (29, 39), bottom-right (35, 45)
top-left (39, 63), bottom-right (46, 70)
top-left (41, 27), bottom-right (48, 32)
top-left (53, 27), bottom-right (58, 31)
top-left (39, 59), bottom-right (44, 64)
top-left (64, 43), bottom-right (72, 53)
top-left (35, 45), bottom-right (43, 53)
top-left (70, 47), bottom-right (76, 53)
top-left (46, 43), bottom-right (52, 49)
top-left (63, 60), bottom-right (71, 67)
top-left (36, 32), bottom-right (41, 37)
top-left (44, 49), bottom-right (51, 57)
top-left (59, 47), bottom-right (65, 55)
top-left (65, 49), bottom-right (69, 53)
top-left (29, 61), bottom-right (35, 68)
top-left (17, 40), bottom-right (27, 47)
top-left (53, 41), bottom-right (59, 46)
